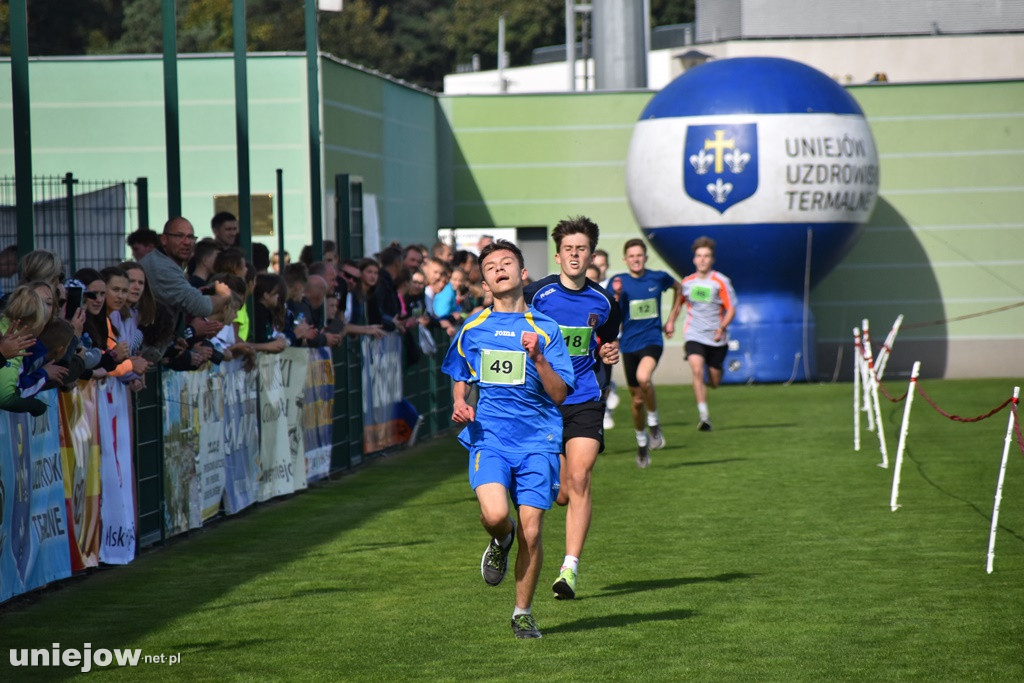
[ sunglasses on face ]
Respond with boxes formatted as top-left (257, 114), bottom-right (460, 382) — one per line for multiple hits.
top-left (83, 291), bottom-right (102, 300)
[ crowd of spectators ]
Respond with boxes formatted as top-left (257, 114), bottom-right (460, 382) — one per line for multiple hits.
top-left (0, 215), bottom-right (496, 417)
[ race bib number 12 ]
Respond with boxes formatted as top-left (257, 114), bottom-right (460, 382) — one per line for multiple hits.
top-left (629, 298), bottom-right (658, 320)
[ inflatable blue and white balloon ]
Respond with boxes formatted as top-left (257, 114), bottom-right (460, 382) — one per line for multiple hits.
top-left (626, 57), bottom-right (880, 382)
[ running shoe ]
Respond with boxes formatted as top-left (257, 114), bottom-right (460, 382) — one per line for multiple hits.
top-left (606, 388), bottom-right (620, 410)
top-left (511, 613), bottom-right (542, 639)
top-left (552, 566), bottom-right (577, 600)
top-left (636, 444), bottom-right (650, 468)
top-left (698, 419), bottom-right (713, 432)
top-left (481, 521), bottom-right (515, 586)
top-left (648, 424), bottom-right (666, 450)
top-left (603, 412), bottom-right (615, 430)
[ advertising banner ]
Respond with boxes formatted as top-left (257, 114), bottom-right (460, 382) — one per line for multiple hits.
top-left (258, 353), bottom-right (296, 501)
top-left (0, 390), bottom-right (73, 603)
top-left (361, 335), bottom-right (408, 452)
top-left (222, 359), bottom-right (259, 515)
top-left (161, 370), bottom-right (200, 537)
top-left (97, 380), bottom-right (136, 564)
top-left (197, 368), bottom-right (226, 521)
top-left (278, 348), bottom-right (309, 493)
top-left (59, 384), bottom-right (100, 570)
top-left (303, 347), bottom-right (334, 482)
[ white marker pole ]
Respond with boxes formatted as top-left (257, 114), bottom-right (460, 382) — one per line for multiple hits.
top-left (861, 320), bottom-right (875, 433)
top-left (853, 328), bottom-right (862, 452)
top-left (890, 361), bottom-right (921, 511)
top-left (986, 386), bottom-right (1020, 574)
top-left (875, 314), bottom-right (904, 382)
top-left (861, 334), bottom-right (888, 468)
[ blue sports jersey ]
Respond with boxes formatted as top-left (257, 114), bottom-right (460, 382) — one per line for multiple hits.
top-left (612, 269), bottom-right (677, 353)
top-left (524, 275), bottom-right (621, 405)
top-left (442, 306), bottom-right (576, 454)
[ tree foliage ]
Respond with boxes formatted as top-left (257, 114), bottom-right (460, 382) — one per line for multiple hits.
top-left (3, 0), bottom-right (696, 89)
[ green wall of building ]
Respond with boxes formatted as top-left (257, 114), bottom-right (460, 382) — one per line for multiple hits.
top-left (0, 54), bottom-right (440, 258)
top-left (438, 81), bottom-right (1024, 379)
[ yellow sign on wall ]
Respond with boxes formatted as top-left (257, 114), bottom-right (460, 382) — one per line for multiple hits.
top-left (213, 194), bottom-right (275, 236)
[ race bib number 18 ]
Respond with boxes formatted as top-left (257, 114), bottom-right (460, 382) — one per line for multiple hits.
top-left (560, 326), bottom-right (592, 357)
top-left (481, 349), bottom-right (526, 385)
top-left (629, 298), bottom-right (658, 320)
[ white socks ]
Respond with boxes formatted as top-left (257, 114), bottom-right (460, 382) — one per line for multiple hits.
top-left (635, 430), bottom-right (648, 447)
top-left (562, 555), bottom-right (579, 572)
top-left (647, 410), bottom-right (659, 427)
top-left (698, 402), bottom-right (709, 420)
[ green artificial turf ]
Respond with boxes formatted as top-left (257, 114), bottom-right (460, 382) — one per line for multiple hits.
top-left (2, 379), bottom-right (1022, 681)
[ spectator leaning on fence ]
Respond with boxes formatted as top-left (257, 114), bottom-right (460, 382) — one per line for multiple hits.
top-left (0, 285), bottom-right (49, 415)
top-left (101, 266), bottom-right (149, 388)
top-left (189, 238), bottom-right (220, 288)
top-left (211, 211), bottom-right (240, 250)
top-left (127, 228), bottom-right (161, 262)
top-left (252, 273), bottom-right (288, 354)
top-left (375, 246), bottom-right (404, 332)
top-left (139, 218), bottom-right (232, 348)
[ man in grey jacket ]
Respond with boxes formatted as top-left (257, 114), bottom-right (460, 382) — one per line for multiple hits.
top-left (140, 218), bottom-right (232, 360)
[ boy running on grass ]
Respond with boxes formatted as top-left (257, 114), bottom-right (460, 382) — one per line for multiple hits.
top-left (668, 236), bottom-right (736, 431)
top-left (442, 239), bottom-right (576, 640)
top-left (611, 238), bottom-right (683, 468)
top-left (524, 216), bottom-right (621, 601)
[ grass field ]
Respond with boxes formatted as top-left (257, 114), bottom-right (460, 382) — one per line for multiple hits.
top-left (3, 379), bottom-right (1023, 681)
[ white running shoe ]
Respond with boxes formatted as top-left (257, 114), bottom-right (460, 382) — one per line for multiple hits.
top-left (606, 389), bottom-right (620, 410)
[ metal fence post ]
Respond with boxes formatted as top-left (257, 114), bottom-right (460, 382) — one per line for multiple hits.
top-left (136, 177), bottom-right (149, 230)
top-left (62, 172), bottom-right (79, 274)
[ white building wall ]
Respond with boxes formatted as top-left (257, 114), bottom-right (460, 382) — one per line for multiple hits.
top-left (444, 33), bottom-right (1024, 95)
top-left (698, 0), bottom-right (1024, 42)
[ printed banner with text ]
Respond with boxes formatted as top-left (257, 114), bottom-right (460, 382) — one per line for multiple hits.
top-left (0, 390), bottom-right (72, 603)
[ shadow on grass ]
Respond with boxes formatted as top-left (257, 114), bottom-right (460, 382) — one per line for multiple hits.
top-left (598, 572), bottom-right (756, 597)
top-left (337, 540), bottom-right (433, 554)
top-left (715, 423), bottom-right (800, 431)
top-left (544, 608), bottom-right (698, 634)
top-left (0, 441), bottom-right (468, 651)
top-left (660, 458), bottom-right (748, 469)
top-left (907, 447), bottom-right (1024, 544)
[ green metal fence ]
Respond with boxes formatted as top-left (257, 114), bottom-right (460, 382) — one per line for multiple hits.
top-left (0, 174), bottom-right (147, 276)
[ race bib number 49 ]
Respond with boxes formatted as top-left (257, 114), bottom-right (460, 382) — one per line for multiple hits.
top-left (629, 298), bottom-right (658, 320)
top-left (560, 326), bottom-right (592, 357)
top-left (481, 349), bottom-right (526, 385)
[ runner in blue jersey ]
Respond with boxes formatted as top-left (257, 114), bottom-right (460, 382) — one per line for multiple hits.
top-left (442, 239), bottom-right (575, 640)
top-left (524, 216), bottom-right (621, 601)
top-left (610, 238), bottom-right (683, 468)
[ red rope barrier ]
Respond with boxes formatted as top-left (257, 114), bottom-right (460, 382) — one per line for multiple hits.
top-left (876, 380), bottom-right (908, 403)
top-left (914, 383), bottom-right (1013, 422)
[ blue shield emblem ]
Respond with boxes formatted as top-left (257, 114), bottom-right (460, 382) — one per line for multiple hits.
top-left (683, 124), bottom-right (758, 213)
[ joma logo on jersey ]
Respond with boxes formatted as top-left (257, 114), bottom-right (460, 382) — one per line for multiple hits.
top-left (684, 123), bottom-right (758, 213)
top-left (494, 330), bottom-right (516, 337)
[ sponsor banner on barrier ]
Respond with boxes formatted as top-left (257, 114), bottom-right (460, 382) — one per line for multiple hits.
top-left (361, 335), bottom-right (408, 453)
top-left (0, 390), bottom-right (73, 603)
top-left (222, 359), bottom-right (260, 515)
top-left (197, 368), bottom-right (226, 521)
top-left (304, 347), bottom-right (334, 482)
top-left (97, 380), bottom-right (136, 565)
top-left (59, 384), bottom-right (101, 570)
top-left (258, 353), bottom-right (296, 501)
top-left (279, 348), bottom-right (309, 493)
top-left (161, 370), bottom-right (200, 537)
